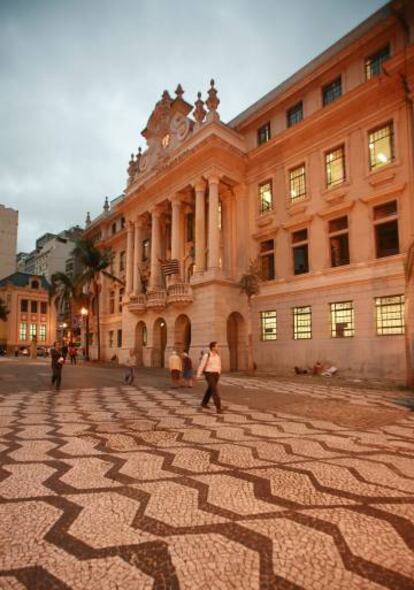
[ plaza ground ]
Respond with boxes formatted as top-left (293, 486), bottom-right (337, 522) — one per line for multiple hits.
top-left (0, 358), bottom-right (413, 589)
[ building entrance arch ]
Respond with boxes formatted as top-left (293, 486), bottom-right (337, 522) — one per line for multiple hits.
top-left (226, 312), bottom-right (247, 371)
top-left (174, 314), bottom-right (191, 353)
top-left (135, 321), bottom-right (147, 367)
top-left (152, 317), bottom-right (167, 367)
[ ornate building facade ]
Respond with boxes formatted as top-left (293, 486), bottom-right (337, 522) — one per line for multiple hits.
top-left (84, 1), bottom-right (414, 379)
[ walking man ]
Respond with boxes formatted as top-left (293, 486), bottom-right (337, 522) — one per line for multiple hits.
top-left (197, 341), bottom-right (222, 413)
top-left (124, 348), bottom-right (136, 385)
top-left (50, 342), bottom-right (64, 391)
top-left (169, 350), bottom-right (182, 388)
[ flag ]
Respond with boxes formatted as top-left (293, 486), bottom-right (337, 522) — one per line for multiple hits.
top-left (161, 259), bottom-right (180, 276)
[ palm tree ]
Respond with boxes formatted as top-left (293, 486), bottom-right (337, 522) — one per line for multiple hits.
top-left (71, 238), bottom-right (123, 361)
top-left (404, 239), bottom-right (414, 388)
top-left (0, 298), bottom-right (9, 321)
top-left (49, 272), bottom-right (87, 338)
top-left (238, 259), bottom-right (261, 374)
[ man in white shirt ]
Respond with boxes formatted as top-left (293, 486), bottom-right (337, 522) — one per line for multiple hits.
top-left (197, 341), bottom-right (223, 413)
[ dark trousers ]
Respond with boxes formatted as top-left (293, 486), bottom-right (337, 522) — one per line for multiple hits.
top-left (70, 355), bottom-right (77, 365)
top-left (202, 372), bottom-right (221, 410)
top-left (124, 367), bottom-right (135, 385)
top-left (51, 369), bottom-right (62, 390)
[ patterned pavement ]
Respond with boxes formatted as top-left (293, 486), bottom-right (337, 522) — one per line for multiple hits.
top-left (0, 374), bottom-right (414, 589)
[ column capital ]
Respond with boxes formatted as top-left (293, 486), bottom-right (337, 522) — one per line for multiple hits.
top-left (169, 194), bottom-right (183, 208)
top-left (149, 205), bottom-right (163, 218)
top-left (134, 215), bottom-right (146, 228)
top-left (207, 173), bottom-right (221, 186)
top-left (127, 220), bottom-right (134, 232)
top-left (192, 178), bottom-right (206, 192)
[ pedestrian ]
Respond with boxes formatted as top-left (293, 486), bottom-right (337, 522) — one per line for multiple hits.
top-left (197, 341), bottom-right (222, 413)
top-left (124, 348), bottom-right (136, 385)
top-left (182, 352), bottom-right (193, 387)
top-left (69, 343), bottom-right (77, 365)
top-left (50, 342), bottom-right (64, 391)
top-left (61, 343), bottom-right (68, 362)
top-left (168, 350), bottom-right (182, 388)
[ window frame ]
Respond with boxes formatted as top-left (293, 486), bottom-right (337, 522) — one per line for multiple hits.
top-left (365, 44), bottom-right (390, 80)
top-left (19, 322), bottom-right (27, 341)
top-left (322, 76), bottom-right (342, 107)
top-left (373, 200), bottom-right (399, 259)
top-left (259, 239), bottom-right (275, 281)
top-left (375, 295), bottom-right (405, 336)
top-left (287, 101), bottom-right (303, 128)
top-left (330, 301), bottom-right (355, 338)
top-left (292, 306), bottom-right (312, 340)
top-left (258, 179), bottom-right (273, 214)
top-left (289, 164), bottom-right (307, 203)
top-left (39, 324), bottom-right (47, 342)
top-left (328, 216), bottom-right (350, 267)
top-left (325, 145), bottom-right (346, 188)
top-left (260, 310), bottom-right (277, 341)
top-left (368, 122), bottom-right (394, 171)
top-left (257, 122), bottom-right (271, 146)
top-left (291, 228), bottom-right (309, 275)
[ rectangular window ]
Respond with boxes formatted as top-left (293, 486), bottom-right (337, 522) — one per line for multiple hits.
top-left (293, 306), bottom-right (312, 339)
top-left (365, 45), bottom-right (390, 80)
top-left (260, 310), bottom-right (277, 341)
top-left (375, 220), bottom-right (399, 258)
top-left (112, 222), bottom-right (117, 235)
top-left (40, 302), bottom-right (47, 315)
top-left (259, 180), bottom-right (273, 214)
top-left (118, 288), bottom-right (124, 313)
top-left (109, 330), bottom-right (114, 348)
top-left (19, 322), bottom-right (27, 341)
top-left (117, 328), bottom-right (123, 348)
top-left (21, 299), bottom-right (28, 313)
top-left (322, 77), bottom-right (342, 106)
top-left (143, 239), bottom-right (150, 262)
top-left (369, 122), bottom-right (394, 170)
top-left (257, 122), bottom-right (271, 146)
top-left (329, 216), bottom-right (350, 267)
top-left (119, 251), bottom-right (126, 272)
top-left (30, 324), bottom-right (37, 339)
top-left (259, 240), bottom-right (275, 281)
top-left (287, 101), bottom-right (303, 128)
top-left (292, 229), bottom-right (309, 275)
top-left (187, 213), bottom-right (194, 242)
top-left (326, 145), bottom-right (346, 187)
top-left (374, 200), bottom-right (397, 220)
top-left (109, 291), bottom-right (115, 314)
top-left (375, 295), bottom-right (404, 335)
top-left (289, 165), bottom-right (306, 202)
top-left (39, 324), bottom-right (47, 342)
top-left (31, 301), bottom-right (38, 314)
top-left (330, 301), bottom-right (354, 337)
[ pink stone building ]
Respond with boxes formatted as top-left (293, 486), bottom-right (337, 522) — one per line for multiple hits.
top-left (84, 0), bottom-right (414, 380)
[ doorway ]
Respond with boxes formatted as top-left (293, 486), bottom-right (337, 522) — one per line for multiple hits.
top-left (226, 312), bottom-right (247, 371)
top-left (153, 317), bottom-right (167, 367)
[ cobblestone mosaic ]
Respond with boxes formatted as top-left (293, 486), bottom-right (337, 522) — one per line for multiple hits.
top-left (0, 379), bottom-right (413, 589)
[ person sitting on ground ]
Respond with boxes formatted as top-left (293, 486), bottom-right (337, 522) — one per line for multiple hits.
top-left (169, 350), bottom-right (182, 388)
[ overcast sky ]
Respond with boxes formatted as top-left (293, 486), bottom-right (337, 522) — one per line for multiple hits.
top-left (1, 0), bottom-right (386, 253)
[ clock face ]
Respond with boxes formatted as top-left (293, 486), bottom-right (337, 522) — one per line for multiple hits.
top-left (161, 133), bottom-right (170, 149)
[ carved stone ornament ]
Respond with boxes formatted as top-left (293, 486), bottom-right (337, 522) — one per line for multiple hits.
top-left (103, 196), bottom-right (109, 214)
top-left (85, 211), bottom-right (91, 226)
top-left (193, 92), bottom-right (207, 124)
top-left (206, 79), bottom-right (220, 112)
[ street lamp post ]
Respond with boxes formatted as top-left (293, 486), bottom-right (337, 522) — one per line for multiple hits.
top-left (80, 308), bottom-right (89, 361)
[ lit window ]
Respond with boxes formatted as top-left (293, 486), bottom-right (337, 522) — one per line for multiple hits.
top-left (289, 165), bottom-right (306, 202)
top-left (326, 146), bottom-right (346, 187)
top-left (375, 295), bottom-right (404, 335)
top-left (292, 229), bottom-right (309, 275)
top-left (330, 301), bottom-right (354, 337)
top-left (259, 180), bottom-right (273, 213)
top-left (39, 324), bottom-right (47, 342)
top-left (30, 324), bottom-right (37, 339)
top-left (287, 102), bottom-right (303, 128)
top-left (19, 322), bottom-right (27, 341)
top-left (322, 77), bottom-right (342, 106)
top-left (259, 240), bottom-right (275, 281)
top-left (328, 216), bottom-right (350, 267)
top-left (257, 122), bottom-right (271, 146)
top-left (373, 200), bottom-right (399, 258)
top-left (260, 310), bottom-right (277, 341)
top-left (369, 123), bottom-right (394, 170)
top-left (117, 329), bottom-right (123, 348)
top-left (109, 330), bottom-right (114, 347)
top-left (293, 306), bottom-right (312, 339)
top-left (365, 45), bottom-right (390, 80)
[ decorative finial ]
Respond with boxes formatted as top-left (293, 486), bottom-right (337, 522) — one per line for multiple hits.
top-left (175, 84), bottom-right (184, 98)
top-left (193, 91), bottom-right (207, 125)
top-left (85, 212), bottom-right (91, 227)
top-left (206, 79), bottom-right (220, 113)
top-left (103, 196), bottom-right (109, 214)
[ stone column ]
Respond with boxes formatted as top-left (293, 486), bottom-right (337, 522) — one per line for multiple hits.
top-left (149, 208), bottom-right (161, 290)
top-left (126, 221), bottom-right (134, 295)
top-left (133, 217), bottom-right (144, 295)
top-left (194, 179), bottom-right (206, 272)
top-left (207, 175), bottom-right (220, 270)
top-left (221, 193), bottom-right (233, 277)
top-left (170, 197), bottom-right (182, 261)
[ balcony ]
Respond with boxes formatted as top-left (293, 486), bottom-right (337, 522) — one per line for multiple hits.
top-left (126, 293), bottom-right (147, 314)
top-left (167, 282), bottom-right (193, 306)
top-left (146, 289), bottom-right (167, 310)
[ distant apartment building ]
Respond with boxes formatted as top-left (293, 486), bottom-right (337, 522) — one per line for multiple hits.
top-left (17, 226), bottom-right (83, 281)
top-left (84, 1), bottom-right (414, 380)
top-left (0, 204), bottom-right (18, 280)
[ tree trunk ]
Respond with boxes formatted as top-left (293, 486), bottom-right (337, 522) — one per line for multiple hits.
top-left (246, 297), bottom-right (255, 375)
